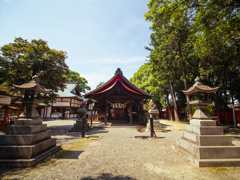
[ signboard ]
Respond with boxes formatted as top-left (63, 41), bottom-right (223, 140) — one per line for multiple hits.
top-left (0, 96), bottom-right (11, 105)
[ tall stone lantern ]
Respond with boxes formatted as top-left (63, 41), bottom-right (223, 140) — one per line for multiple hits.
top-left (0, 75), bottom-right (61, 167)
top-left (182, 76), bottom-right (219, 120)
top-left (15, 75), bottom-right (52, 119)
top-left (173, 77), bottom-right (240, 167)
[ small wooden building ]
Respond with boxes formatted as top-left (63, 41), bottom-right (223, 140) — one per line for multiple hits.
top-left (84, 68), bottom-right (152, 124)
top-left (39, 82), bottom-right (84, 119)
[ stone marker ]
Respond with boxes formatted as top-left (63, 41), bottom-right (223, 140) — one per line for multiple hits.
top-left (146, 100), bottom-right (165, 132)
top-left (69, 102), bottom-right (91, 133)
top-left (172, 77), bottom-right (240, 167)
top-left (0, 75), bottom-right (61, 167)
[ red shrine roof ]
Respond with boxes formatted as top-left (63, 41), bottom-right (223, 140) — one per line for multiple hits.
top-left (84, 68), bottom-right (152, 99)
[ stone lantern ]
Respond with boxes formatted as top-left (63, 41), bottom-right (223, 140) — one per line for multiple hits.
top-left (14, 75), bottom-right (52, 119)
top-left (146, 100), bottom-right (165, 136)
top-left (0, 75), bottom-right (61, 167)
top-left (69, 100), bottom-right (91, 135)
top-left (182, 76), bottom-right (219, 119)
top-left (173, 77), bottom-right (240, 167)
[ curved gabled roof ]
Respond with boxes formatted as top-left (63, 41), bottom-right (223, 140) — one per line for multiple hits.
top-left (85, 68), bottom-right (152, 99)
top-left (13, 75), bottom-right (51, 93)
top-left (182, 77), bottom-right (219, 95)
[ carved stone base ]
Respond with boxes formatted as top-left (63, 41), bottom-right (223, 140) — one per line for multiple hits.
top-left (69, 119), bottom-right (92, 132)
top-left (173, 119), bottom-right (240, 167)
top-left (0, 118), bottom-right (61, 167)
top-left (145, 120), bottom-right (166, 132)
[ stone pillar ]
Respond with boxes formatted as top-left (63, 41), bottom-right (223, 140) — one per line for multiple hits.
top-left (70, 107), bottom-right (90, 132)
top-left (146, 107), bottom-right (165, 132)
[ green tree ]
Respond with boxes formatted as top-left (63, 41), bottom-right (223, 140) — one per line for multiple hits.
top-left (144, 0), bottom-right (198, 120)
top-left (65, 70), bottom-right (91, 93)
top-left (130, 63), bottom-right (163, 112)
top-left (144, 0), bottom-right (240, 123)
top-left (0, 37), bottom-right (69, 94)
top-left (96, 81), bottom-right (105, 89)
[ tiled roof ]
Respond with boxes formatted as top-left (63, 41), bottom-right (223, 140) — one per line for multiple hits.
top-left (55, 82), bottom-right (84, 100)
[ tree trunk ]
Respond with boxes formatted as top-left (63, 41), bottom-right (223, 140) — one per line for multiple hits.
top-left (165, 92), bottom-right (173, 121)
top-left (177, 41), bottom-right (193, 120)
top-left (223, 90), bottom-right (227, 122)
top-left (169, 79), bottom-right (180, 122)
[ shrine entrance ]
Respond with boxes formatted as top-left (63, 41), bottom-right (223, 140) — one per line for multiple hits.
top-left (84, 68), bottom-right (152, 125)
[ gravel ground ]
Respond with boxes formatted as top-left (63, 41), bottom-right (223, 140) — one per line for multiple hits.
top-left (1, 119), bottom-right (240, 180)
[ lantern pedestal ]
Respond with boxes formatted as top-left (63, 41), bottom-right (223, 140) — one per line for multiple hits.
top-left (0, 118), bottom-right (61, 167)
top-left (69, 119), bottom-right (92, 132)
top-left (173, 119), bottom-right (240, 167)
top-left (69, 107), bottom-right (92, 132)
top-left (173, 77), bottom-right (240, 167)
top-left (0, 75), bottom-right (61, 167)
top-left (146, 108), bottom-right (165, 132)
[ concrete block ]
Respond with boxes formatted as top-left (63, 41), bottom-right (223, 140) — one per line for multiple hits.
top-left (190, 119), bottom-right (217, 127)
top-left (172, 145), bottom-right (240, 167)
top-left (182, 131), bottom-right (233, 146)
top-left (0, 145), bottom-right (61, 167)
top-left (197, 159), bottom-right (240, 167)
top-left (31, 138), bottom-right (57, 157)
top-left (176, 137), bottom-right (199, 157)
top-left (41, 124), bottom-right (47, 131)
top-left (6, 124), bottom-right (47, 134)
top-left (175, 137), bottom-right (240, 159)
top-left (186, 124), bottom-right (193, 132)
top-left (0, 130), bottom-right (51, 145)
top-left (192, 126), bottom-right (223, 135)
top-left (199, 135), bottom-right (232, 146)
top-left (0, 138), bottom-right (56, 159)
top-left (199, 146), bottom-right (240, 159)
top-left (14, 119), bottom-right (43, 125)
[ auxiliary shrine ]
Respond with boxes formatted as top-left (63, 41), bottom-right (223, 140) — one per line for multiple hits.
top-left (85, 68), bottom-right (152, 124)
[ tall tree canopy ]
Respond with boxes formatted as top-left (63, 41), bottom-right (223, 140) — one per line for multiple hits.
top-left (143, 0), bottom-right (240, 121)
top-left (64, 70), bottom-right (91, 93)
top-left (130, 63), bottom-right (163, 111)
top-left (0, 37), bottom-right (69, 93)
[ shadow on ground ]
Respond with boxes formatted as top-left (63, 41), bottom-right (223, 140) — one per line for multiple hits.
top-left (58, 150), bottom-right (84, 159)
top-left (48, 125), bottom-right (109, 136)
top-left (81, 173), bottom-right (136, 180)
top-left (224, 127), bottom-right (240, 135)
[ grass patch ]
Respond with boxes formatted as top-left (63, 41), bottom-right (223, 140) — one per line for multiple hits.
top-left (205, 167), bottom-right (229, 173)
top-left (58, 138), bottom-right (93, 159)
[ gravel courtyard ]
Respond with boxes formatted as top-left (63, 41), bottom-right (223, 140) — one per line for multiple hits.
top-left (0, 119), bottom-right (240, 180)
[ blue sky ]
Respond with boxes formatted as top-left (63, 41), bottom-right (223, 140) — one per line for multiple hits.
top-left (0, 0), bottom-right (152, 92)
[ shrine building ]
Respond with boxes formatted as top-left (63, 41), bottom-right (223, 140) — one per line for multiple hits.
top-left (84, 68), bottom-right (152, 124)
